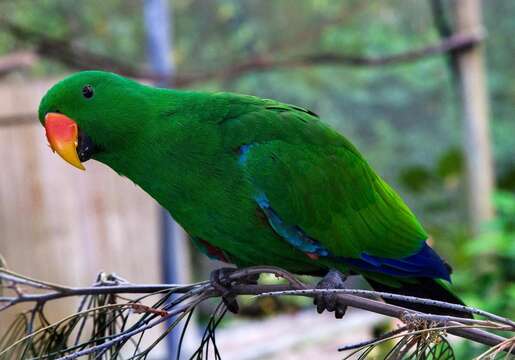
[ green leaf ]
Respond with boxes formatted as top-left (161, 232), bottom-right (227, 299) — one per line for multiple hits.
top-left (404, 335), bottom-right (455, 360)
top-left (399, 165), bottom-right (434, 193)
top-left (436, 147), bottom-right (464, 179)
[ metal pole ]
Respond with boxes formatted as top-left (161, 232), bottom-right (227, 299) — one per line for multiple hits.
top-left (144, 0), bottom-right (175, 80)
top-left (143, 1), bottom-right (193, 358)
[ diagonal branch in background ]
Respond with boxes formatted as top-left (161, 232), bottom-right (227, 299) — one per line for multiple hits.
top-left (172, 30), bottom-right (484, 86)
top-left (0, 266), bottom-right (513, 359)
top-left (0, 18), bottom-right (484, 87)
top-left (0, 20), bottom-right (155, 80)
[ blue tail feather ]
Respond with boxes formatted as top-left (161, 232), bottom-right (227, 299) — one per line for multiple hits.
top-left (345, 243), bottom-right (451, 281)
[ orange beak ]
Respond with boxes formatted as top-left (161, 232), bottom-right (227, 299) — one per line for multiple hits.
top-left (44, 113), bottom-right (85, 170)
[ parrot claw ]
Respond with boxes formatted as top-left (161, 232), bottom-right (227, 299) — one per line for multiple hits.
top-left (313, 269), bottom-right (348, 319)
top-left (209, 268), bottom-right (260, 314)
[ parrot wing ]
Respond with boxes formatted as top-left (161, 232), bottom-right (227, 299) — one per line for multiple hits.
top-left (219, 95), bottom-right (450, 280)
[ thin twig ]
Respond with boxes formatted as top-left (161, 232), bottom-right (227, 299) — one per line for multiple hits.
top-left (0, 283), bottom-right (207, 310)
top-left (475, 335), bottom-right (515, 360)
top-left (338, 325), bottom-right (409, 351)
top-left (341, 324), bottom-right (506, 354)
top-left (0, 303), bottom-right (129, 357)
top-left (0, 269), bottom-right (71, 292)
top-left (55, 296), bottom-right (208, 360)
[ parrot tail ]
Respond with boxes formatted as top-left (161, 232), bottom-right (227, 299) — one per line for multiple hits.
top-left (366, 277), bottom-right (473, 319)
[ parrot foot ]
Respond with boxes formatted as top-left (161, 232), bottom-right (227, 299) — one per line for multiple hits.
top-left (209, 268), bottom-right (260, 314)
top-left (313, 269), bottom-right (348, 319)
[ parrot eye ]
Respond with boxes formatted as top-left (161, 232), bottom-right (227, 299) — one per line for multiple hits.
top-left (82, 85), bottom-right (94, 99)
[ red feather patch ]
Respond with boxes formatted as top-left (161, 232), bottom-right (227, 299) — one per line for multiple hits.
top-left (198, 239), bottom-right (229, 263)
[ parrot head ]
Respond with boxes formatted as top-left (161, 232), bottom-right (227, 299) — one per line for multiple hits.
top-left (38, 71), bottom-right (152, 170)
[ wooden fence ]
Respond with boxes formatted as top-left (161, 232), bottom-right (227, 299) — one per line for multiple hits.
top-left (0, 77), bottom-right (162, 332)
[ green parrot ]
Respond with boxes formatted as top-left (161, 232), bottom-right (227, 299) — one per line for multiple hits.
top-left (38, 71), bottom-right (468, 317)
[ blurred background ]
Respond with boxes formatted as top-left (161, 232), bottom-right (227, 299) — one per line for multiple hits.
top-left (0, 0), bottom-right (513, 359)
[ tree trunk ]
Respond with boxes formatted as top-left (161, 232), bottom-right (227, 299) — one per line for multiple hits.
top-left (453, 0), bottom-right (494, 233)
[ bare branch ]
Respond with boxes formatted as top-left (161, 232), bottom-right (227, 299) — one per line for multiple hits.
top-left (0, 266), bottom-right (513, 358)
top-left (0, 20), bottom-right (154, 80)
top-left (171, 30), bottom-right (484, 87)
top-left (256, 287), bottom-right (515, 328)
top-left (338, 325), bottom-right (409, 351)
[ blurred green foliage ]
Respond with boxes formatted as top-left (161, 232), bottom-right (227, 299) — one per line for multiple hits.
top-left (453, 192), bottom-right (515, 357)
top-left (455, 192), bottom-right (515, 316)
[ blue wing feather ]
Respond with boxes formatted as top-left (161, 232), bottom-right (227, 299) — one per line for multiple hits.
top-left (256, 192), bottom-right (451, 281)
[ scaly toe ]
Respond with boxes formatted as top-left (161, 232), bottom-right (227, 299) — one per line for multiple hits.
top-left (313, 269), bottom-right (348, 317)
top-left (210, 268), bottom-right (240, 313)
top-left (222, 295), bottom-right (239, 313)
top-left (335, 305), bottom-right (347, 319)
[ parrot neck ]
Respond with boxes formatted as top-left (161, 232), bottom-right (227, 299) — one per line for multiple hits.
top-left (92, 96), bottom-right (230, 231)
top-left (96, 146), bottom-right (210, 225)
